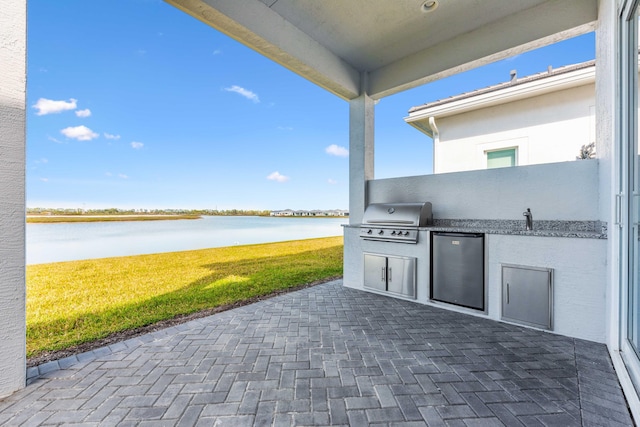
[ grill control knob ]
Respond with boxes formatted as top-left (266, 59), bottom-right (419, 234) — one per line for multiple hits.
top-left (391, 231), bottom-right (396, 235)
top-left (378, 230), bottom-right (384, 235)
top-left (367, 229), bottom-right (372, 234)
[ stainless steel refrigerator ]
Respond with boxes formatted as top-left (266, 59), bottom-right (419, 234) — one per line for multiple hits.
top-left (431, 232), bottom-right (484, 310)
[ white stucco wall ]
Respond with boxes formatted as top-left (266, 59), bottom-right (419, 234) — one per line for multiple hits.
top-left (434, 83), bottom-right (596, 173)
top-left (367, 159), bottom-right (600, 221)
top-left (0, 1), bottom-right (27, 398)
top-left (487, 235), bottom-right (606, 343)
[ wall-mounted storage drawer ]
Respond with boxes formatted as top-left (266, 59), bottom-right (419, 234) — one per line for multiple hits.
top-left (502, 264), bottom-right (553, 330)
top-left (364, 253), bottom-right (416, 299)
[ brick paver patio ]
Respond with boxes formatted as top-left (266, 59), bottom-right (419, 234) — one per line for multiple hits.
top-left (0, 280), bottom-right (634, 426)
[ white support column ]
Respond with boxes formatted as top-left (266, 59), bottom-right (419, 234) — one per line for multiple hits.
top-left (348, 73), bottom-right (374, 225)
top-left (343, 72), bottom-right (374, 290)
top-left (0, 0), bottom-right (27, 398)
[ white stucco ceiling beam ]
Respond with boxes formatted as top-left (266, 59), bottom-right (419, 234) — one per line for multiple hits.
top-left (165, 0), bottom-right (361, 100)
top-left (367, 0), bottom-right (597, 99)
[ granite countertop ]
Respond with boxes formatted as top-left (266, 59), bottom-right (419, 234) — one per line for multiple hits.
top-left (424, 219), bottom-right (607, 239)
top-left (346, 219), bottom-right (607, 239)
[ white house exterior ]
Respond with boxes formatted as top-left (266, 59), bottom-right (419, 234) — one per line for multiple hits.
top-left (405, 61), bottom-right (598, 173)
top-left (7, 0), bottom-right (640, 421)
top-left (270, 209), bottom-right (295, 217)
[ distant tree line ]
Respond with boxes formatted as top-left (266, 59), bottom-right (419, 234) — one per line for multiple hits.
top-left (27, 208), bottom-right (272, 217)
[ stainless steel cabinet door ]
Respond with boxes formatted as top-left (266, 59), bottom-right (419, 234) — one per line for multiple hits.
top-left (364, 253), bottom-right (387, 291)
top-left (387, 255), bottom-right (416, 298)
top-left (502, 265), bottom-right (552, 330)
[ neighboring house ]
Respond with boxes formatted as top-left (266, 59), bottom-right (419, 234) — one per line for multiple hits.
top-left (270, 209), bottom-right (348, 217)
top-left (270, 209), bottom-right (294, 216)
top-left (405, 61), bottom-right (597, 173)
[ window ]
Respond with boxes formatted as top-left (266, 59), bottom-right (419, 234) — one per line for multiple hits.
top-left (486, 148), bottom-right (516, 169)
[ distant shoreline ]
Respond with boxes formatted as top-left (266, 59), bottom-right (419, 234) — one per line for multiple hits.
top-left (26, 214), bottom-right (202, 224)
top-left (27, 214), bottom-right (349, 224)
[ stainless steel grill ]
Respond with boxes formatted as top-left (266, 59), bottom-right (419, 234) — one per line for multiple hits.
top-left (359, 202), bottom-right (432, 243)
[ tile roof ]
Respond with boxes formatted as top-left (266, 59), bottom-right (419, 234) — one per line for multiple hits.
top-left (408, 59), bottom-right (596, 114)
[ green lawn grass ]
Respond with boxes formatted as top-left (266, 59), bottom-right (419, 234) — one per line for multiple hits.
top-left (27, 214), bottom-right (201, 223)
top-left (27, 236), bottom-right (343, 358)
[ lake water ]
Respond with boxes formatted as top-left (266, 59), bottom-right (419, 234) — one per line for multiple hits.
top-left (26, 216), bottom-right (347, 265)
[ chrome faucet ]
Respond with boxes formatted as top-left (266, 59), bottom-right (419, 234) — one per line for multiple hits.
top-left (523, 208), bottom-right (533, 231)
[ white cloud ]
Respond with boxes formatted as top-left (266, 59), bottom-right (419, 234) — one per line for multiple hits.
top-left (267, 171), bottom-right (289, 183)
top-left (131, 141), bottom-right (144, 149)
top-left (33, 98), bottom-right (77, 115)
top-left (48, 136), bottom-right (64, 144)
top-left (75, 108), bottom-right (92, 118)
top-left (35, 158), bottom-right (48, 164)
top-left (224, 85), bottom-right (260, 103)
top-left (60, 125), bottom-right (99, 141)
top-left (105, 172), bottom-right (113, 177)
top-left (277, 126), bottom-right (294, 131)
top-left (118, 174), bottom-right (129, 179)
top-left (325, 144), bottom-right (349, 157)
top-left (213, 49), bottom-right (222, 55)
top-left (104, 133), bottom-right (121, 140)
top-left (40, 178), bottom-right (49, 182)
top-left (328, 179), bottom-right (338, 185)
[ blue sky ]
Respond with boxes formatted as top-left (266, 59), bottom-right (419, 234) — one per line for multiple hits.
top-left (27, 0), bottom-right (595, 211)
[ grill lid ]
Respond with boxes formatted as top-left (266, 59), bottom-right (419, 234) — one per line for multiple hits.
top-left (362, 202), bottom-right (432, 227)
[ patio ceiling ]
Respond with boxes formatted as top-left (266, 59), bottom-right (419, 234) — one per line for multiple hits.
top-left (165, 0), bottom-right (597, 100)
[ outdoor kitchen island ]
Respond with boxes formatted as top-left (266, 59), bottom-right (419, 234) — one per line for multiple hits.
top-left (344, 221), bottom-right (606, 344)
top-left (343, 160), bottom-right (608, 344)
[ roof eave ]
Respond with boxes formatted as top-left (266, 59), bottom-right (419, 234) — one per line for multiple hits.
top-left (404, 63), bottom-right (596, 135)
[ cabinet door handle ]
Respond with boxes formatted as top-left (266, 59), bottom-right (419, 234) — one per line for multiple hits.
top-left (507, 283), bottom-right (510, 304)
top-left (381, 267), bottom-right (385, 282)
top-left (388, 267), bottom-right (392, 282)
top-left (616, 193), bottom-right (623, 228)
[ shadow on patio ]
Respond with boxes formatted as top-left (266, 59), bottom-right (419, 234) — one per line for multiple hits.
top-left (0, 280), bottom-right (633, 426)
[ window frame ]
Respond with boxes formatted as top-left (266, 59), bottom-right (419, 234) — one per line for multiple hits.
top-left (485, 147), bottom-right (518, 169)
